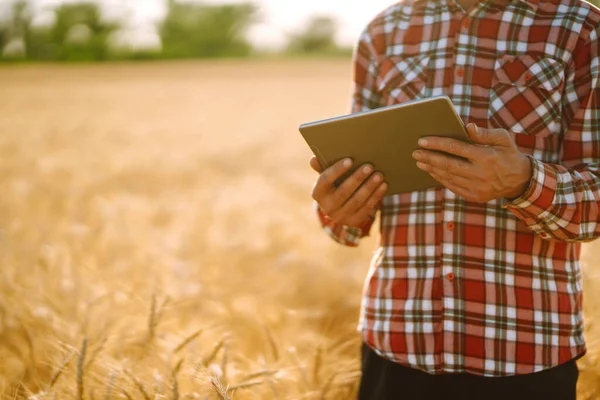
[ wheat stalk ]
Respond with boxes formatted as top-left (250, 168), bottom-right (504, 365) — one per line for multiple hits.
top-left (239, 370), bottom-right (278, 384)
top-left (119, 388), bottom-right (135, 400)
top-left (85, 336), bottom-right (108, 370)
top-left (171, 358), bottom-right (184, 400)
top-left (319, 372), bottom-right (338, 400)
top-left (76, 338), bottom-right (88, 400)
top-left (220, 339), bottom-right (229, 384)
top-left (18, 382), bottom-right (34, 399)
top-left (264, 327), bottom-right (279, 361)
top-left (198, 336), bottom-right (226, 367)
top-left (123, 369), bottom-right (151, 400)
top-left (288, 349), bottom-right (309, 390)
top-left (48, 350), bottom-right (76, 388)
top-left (174, 358), bottom-right (185, 374)
top-left (174, 328), bottom-right (204, 354)
top-left (229, 380), bottom-right (264, 391)
top-left (148, 294), bottom-right (157, 341)
top-left (16, 317), bottom-right (35, 365)
top-left (312, 346), bottom-right (323, 385)
top-left (104, 369), bottom-right (116, 400)
top-left (171, 373), bottom-right (179, 400)
top-left (327, 337), bottom-right (356, 353)
top-left (335, 370), bottom-right (361, 385)
top-left (147, 295), bottom-right (170, 343)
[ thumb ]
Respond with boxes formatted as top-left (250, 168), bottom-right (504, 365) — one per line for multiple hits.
top-left (309, 156), bottom-right (324, 173)
top-left (467, 123), bottom-right (512, 147)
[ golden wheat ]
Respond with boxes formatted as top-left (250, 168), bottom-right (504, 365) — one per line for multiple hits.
top-left (0, 60), bottom-right (598, 399)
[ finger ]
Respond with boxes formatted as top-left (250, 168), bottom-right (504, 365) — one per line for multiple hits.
top-left (418, 163), bottom-right (477, 188)
top-left (352, 181), bottom-right (388, 223)
top-left (413, 150), bottom-right (473, 177)
top-left (467, 123), bottom-right (512, 147)
top-left (429, 172), bottom-right (474, 199)
top-left (313, 158), bottom-right (353, 200)
top-left (332, 172), bottom-right (384, 219)
top-left (336, 180), bottom-right (387, 227)
top-left (417, 137), bottom-right (477, 160)
top-left (329, 164), bottom-right (375, 211)
top-left (309, 156), bottom-right (324, 173)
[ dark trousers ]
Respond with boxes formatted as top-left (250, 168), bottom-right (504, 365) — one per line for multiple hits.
top-left (358, 344), bottom-right (579, 400)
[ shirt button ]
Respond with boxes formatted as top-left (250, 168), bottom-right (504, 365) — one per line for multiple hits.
top-left (446, 272), bottom-right (455, 281)
top-left (456, 67), bottom-right (464, 77)
top-left (462, 19), bottom-right (470, 28)
top-left (524, 72), bottom-right (532, 81)
top-left (541, 233), bottom-right (549, 239)
top-left (447, 222), bottom-right (455, 231)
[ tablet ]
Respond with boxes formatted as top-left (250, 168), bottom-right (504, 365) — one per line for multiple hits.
top-left (299, 96), bottom-right (470, 195)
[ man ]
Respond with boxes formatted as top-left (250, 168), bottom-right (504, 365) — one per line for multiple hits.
top-left (309, 0), bottom-right (600, 398)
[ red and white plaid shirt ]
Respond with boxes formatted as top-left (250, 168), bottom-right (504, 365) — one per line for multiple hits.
top-left (317, 0), bottom-right (600, 376)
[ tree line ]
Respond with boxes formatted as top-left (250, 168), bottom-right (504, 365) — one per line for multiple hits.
top-left (0, 0), bottom-right (349, 62)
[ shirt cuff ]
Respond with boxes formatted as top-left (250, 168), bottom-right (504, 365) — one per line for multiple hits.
top-left (502, 156), bottom-right (557, 218)
top-left (316, 204), bottom-right (374, 247)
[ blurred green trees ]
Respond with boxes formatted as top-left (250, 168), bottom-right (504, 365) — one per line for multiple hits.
top-left (49, 3), bottom-right (119, 61)
top-left (0, 0), bottom-right (347, 62)
top-left (0, 1), bottom-right (28, 59)
top-left (0, 1), bottom-right (119, 61)
top-left (32, 3), bottom-right (118, 61)
top-left (287, 16), bottom-right (339, 55)
top-left (160, 0), bottom-right (257, 59)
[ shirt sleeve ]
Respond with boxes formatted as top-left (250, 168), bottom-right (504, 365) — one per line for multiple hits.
top-left (316, 25), bottom-right (383, 247)
top-left (504, 26), bottom-right (600, 242)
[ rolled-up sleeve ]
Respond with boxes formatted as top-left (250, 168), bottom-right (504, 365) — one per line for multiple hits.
top-left (315, 24), bottom-right (383, 247)
top-left (504, 27), bottom-right (600, 242)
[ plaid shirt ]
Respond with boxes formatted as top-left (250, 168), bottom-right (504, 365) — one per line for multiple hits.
top-left (317, 0), bottom-right (600, 376)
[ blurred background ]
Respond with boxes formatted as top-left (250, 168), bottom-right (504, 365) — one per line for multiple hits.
top-left (0, 0), bottom-right (396, 61)
top-left (1, 1), bottom-right (600, 399)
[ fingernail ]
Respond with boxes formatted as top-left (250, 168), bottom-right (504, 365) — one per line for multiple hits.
top-left (363, 165), bottom-right (373, 174)
top-left (416, 162), bottom-right (426, 169)
top-left (343, 159), bottom-right (352, 167)
top-left (418, 139), bottom-right (428, 147)
top-left (373, 174), bottom-right (382, 182)
top-left (412, 151), bottom-right (421, 159)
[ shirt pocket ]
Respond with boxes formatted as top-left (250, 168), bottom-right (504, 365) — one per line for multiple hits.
top-left (489, 54), bottom-right (565, 136)
top-left (376, 55), bottom-right (430, 105)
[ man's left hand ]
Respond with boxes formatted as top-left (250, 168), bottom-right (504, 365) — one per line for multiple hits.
top-left (412, 123), bottom-right (532, 203)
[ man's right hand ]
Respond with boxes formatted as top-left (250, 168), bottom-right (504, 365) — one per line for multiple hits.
top-left (310, 157), bottom-right (388, 228)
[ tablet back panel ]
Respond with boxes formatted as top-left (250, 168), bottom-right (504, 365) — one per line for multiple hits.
top-left (299, 96), bottom-right (469, 195)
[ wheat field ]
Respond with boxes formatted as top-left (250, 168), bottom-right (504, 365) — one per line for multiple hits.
top-left (0, 60), bottom-right (599, 399)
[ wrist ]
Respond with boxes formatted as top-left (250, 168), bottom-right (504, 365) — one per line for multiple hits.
top-left (352, 214), bottom-right (376, 230)
top-left (346, 214), bottom-right (376, 238)
top-left (506, 155), bottom-right (533, 200)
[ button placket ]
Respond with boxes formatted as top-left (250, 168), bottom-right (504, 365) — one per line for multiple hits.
top-left (442, 222), bottom-right (457, 287)
top-left (453, 5), bottom-right (484, 86)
